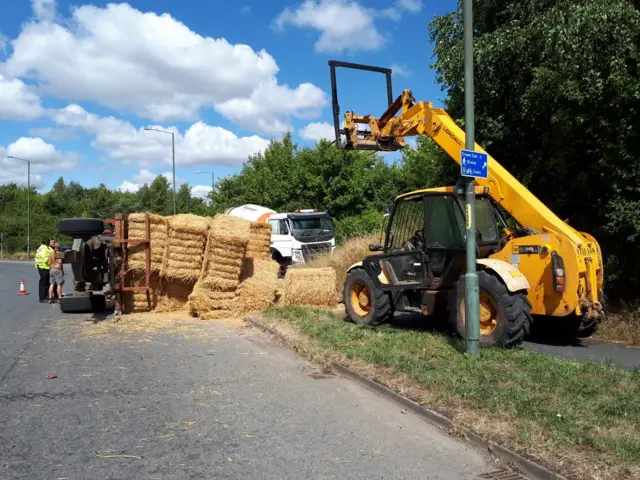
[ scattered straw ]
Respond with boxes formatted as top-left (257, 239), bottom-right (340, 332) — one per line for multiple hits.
top-left (282, 268), bottom-right (338, 307)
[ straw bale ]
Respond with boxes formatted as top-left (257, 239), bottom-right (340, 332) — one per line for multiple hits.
top-left (188, 287), bottom-right (236, 316)
top-left (122, 271), bottom-right (161, 313)
top-left (162, 214), bottom-right (210, 282)
top-left (155, 281), bottom-right (193, 313)
top-left (282, 267), bottom-right (338, 307)
top-left (209, 214), bottom-right (251, 242)
top-left (244, 221), bottom-right (272, 260)
top-left (127, 213), bottom-right (168, 273)
top-left (234, 259), bottom-right (279, 315)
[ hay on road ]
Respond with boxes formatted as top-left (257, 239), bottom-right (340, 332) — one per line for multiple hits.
top-left (127, 213), bottom-right (168, 274)
top-left (282, 268), bottom-right (338, 308)
top-left (163, 214), bottom-right (210, 282)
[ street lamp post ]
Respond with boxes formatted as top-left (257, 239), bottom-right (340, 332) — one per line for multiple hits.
top-left (462, 0), bottom-right (480, 356)
top-left (194, 170), bottom-right (215, 206)
top-left (7, 155), bottom-right (31, 259)
top-left (144, 127), bottom-right (176, 215)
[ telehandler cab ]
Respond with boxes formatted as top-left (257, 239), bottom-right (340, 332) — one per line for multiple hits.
top-left (329, 61), bottom-right (605, 347)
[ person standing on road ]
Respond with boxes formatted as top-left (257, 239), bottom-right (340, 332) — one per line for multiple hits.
top-left (35, 238), bottom-right (51, 303)
top-left (48, 239), bottom-right (59, 301)
top-left (48, 242), bottom-right (64, 304)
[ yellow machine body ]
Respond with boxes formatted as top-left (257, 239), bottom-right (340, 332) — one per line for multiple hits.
top-left (343, 91), bottom-right (604, 321)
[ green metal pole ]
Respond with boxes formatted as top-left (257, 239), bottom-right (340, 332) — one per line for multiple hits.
top-left (464, 0), bottom-right (480, 356)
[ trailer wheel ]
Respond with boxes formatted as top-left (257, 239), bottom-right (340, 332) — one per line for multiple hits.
top-left (450, 270), bottom-right (532, 347)
top-left (59, 218), bottom-right (104, 237)
top-left (343, 268), bottom-right (393, 326)
top-left (59, 294), bottom-right (106, 314)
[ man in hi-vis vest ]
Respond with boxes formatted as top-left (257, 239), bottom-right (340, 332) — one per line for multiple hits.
top-left (35, 238), bottom-right (51, 302)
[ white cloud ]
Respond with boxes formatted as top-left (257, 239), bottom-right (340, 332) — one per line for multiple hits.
top-left (396, 0), bottom-right (422, 13)
top-left (0, 136), bottom-right (78, 187)
top-left (299, 121), bottom-right (336, 142)
top-left (32, 0), bottom-right (56, 22)
top-left (273, 0), bottom-right (384, 53)
top-left (1, 2), bottom-right (326, 133)
top-left (191, 185), bottom-right (213, 203)
top-left (28, 127), bottom-right (79, 141)
top-left (0, 74), bottom-right (44, 120)
top-left (390, 64), bottom-right (411, 77)
top-left (273, 0), bottom-right (422, 53)
top-left (52, 104), bottom-right (270, 168)
top-left (215, 78), bottom-right (327, 136)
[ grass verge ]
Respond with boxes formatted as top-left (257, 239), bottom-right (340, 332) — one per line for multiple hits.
top-left (258, 305), bottom-right (640, 480)
top-left (1, 251), bottom-right (29, 261)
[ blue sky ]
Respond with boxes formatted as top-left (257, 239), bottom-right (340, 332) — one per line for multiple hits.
top-left (0, 0), bottom-right (456, 197)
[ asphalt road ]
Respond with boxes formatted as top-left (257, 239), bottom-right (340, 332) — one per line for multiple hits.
top-left (1, 260), bottom-right (496, 480)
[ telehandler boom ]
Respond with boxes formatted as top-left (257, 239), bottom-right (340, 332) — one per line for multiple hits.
top-left (330, 60), bottom-right (604, 339)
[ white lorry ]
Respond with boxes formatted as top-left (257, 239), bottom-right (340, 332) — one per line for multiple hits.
top-left (224, 204), bottom-right (336, 273)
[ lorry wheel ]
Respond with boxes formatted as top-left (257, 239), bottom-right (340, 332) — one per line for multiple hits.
top-left (59, 294), bottom-right (106, 314)
top-left (59, 218), bottom-right (104, 237)
top-left (450, 270), bottom-right (532, 347)
top-left (343, 268), bottom-right (393, 326)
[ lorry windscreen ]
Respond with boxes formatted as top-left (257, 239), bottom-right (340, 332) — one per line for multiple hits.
top-left (291, 216), bottom-right (334, 237)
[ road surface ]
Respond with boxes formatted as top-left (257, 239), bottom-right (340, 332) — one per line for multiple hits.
top-left (0, 261), bottom-right (497, 480)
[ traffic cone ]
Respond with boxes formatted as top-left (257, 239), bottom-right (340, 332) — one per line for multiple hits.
top-left (18, 279), bottom-right (28, 295)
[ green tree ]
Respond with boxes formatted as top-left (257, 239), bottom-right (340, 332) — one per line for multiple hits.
top-left (429, 0), bottom-right (640, 295)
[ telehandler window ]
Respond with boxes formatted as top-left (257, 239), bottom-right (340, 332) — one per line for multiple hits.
top-left (386, 196), bottom-right (425, 251)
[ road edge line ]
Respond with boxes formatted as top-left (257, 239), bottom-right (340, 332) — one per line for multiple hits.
top-left (245, 316), bottom-right (568, 480)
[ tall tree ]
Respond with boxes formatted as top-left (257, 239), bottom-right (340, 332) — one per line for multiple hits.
top-left (429, 0), bottom-right (640, 294)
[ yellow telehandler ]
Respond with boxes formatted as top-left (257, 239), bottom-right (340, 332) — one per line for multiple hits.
top-left (329, 60), bottom-right (605, 347)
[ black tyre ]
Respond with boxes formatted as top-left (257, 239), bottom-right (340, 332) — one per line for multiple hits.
top-left (343, 268), bottom-right (393, 326)
top-left (59, 218), bottom-right (104, 237)
top-left (449, 270), bottom-right (532, 347)
top-left (59, 294), bottom-right (106, 314)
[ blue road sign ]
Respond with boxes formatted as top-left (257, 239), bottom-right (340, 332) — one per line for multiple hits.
top-left (460, 149), bottom-right (488, 179)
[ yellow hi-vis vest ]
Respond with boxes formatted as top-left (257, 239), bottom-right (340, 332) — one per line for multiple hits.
top-left (35, 245), bottom-right (51, 270)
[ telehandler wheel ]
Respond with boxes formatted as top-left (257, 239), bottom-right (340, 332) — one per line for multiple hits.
top-left (343, 268), bottom-right (393, 326)
top-left (450, 270), bottom-right (532, 347)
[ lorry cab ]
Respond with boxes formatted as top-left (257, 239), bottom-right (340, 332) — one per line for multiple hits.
top-left (268, 209), bottom-right (336, 266)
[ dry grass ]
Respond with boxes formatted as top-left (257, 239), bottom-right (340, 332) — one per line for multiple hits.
top-left (595, 308), bottom-right (640, 346)
top-left (2, 251), bottom-right (29, 261)
top-left (282, 268), bottom-right (338, 308)
top-left (127, 212), bottom-right (168, 273)
top-left (162, 214), bottom-right (210, 282)
top-left (303, 235), bottom-right (380, 301)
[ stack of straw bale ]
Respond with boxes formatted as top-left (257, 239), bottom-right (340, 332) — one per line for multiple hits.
top-left (282, 267), bottom-right (338, 308)
top-left (246, 221), bottom-right (272, 260)
top-left (162, 214), bottom-right (210, 283)
top-left (122, 270), bottom-right (160, 312)
top-left (234, 259), bottom-right (280, 315)
top-left (127, 213), bottom-right (168, 273)
top-left (188, 215), bottom-right (250, 318)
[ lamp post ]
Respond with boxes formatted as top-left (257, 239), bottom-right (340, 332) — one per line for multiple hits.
top-left (463, 0), bottom-right (480, 356)
top-left (194, 170), bottom-right (215, 206)
top-left (144, 127), bottom-right (176, 215)
top-left (7, 155), bottom-right (31, 259)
